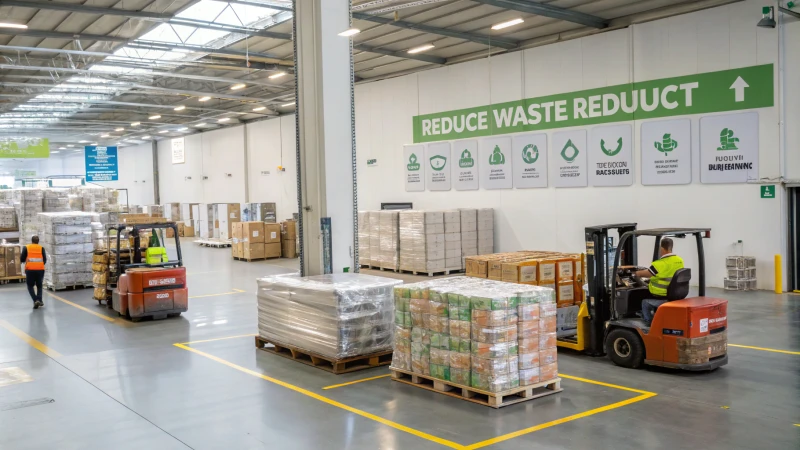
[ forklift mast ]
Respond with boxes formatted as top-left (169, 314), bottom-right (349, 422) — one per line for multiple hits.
top-left (584, 223), bottom-right (637, 356)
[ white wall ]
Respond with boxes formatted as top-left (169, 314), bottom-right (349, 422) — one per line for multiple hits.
top-left (156, 118), bottom-right (299, 222)
top-left (355, 0), bottom-right (784, 289)
top-left (784, 18), bottom-right (800, 180)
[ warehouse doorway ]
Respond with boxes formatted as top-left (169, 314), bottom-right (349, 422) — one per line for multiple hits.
top-left (787, 187), bottom-right (800, 291)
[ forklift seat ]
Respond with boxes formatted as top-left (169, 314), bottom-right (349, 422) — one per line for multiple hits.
top-left (666, 268), bottom-right (691, 301)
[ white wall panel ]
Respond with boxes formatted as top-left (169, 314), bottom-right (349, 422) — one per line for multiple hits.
top-left (158, 135), bottom-right (205, 203)
top-left (200, 126), bottom-right (246, 203)
top-left (246, 116), bottom-right (298, 222)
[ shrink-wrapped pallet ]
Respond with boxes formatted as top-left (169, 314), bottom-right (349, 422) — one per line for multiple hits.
top-left (0, 206), bottom-right (17, 229)
top-left (358, 211), bottom-right (371, 266)
top-left (377, 211), bottom-right (399, 270)
top-left (37, 212), bottom-right (94, 289)
top-left (257, 273), bottom-right (402, 360)
top-left (14, 188), bottom-right (43, 244)
top-left (43, 189), bottom-right (70, 212)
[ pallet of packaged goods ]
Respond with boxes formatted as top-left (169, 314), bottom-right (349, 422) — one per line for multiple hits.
top-left (231, 222), bottom-right (281, 261)
top-left (0, 243), bottom-right (24, 283)
top-left (38, 212), bottom-right (94, 291)
top-left (378, 211), bottom-right (400, 272)
top-left (256, 273), bottom-right (401, 374)
top-left (390, 277), bottom-right (562, 408)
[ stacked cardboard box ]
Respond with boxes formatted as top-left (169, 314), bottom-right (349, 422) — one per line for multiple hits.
top-left (164, 203), bottom-right (181, 221)
top-left (232, 221), bottom-right (280, 260)
top-left (460, 209), bottom-right (477, 268)
top-left (392, 277), bottom-right (557, 392)
top-left (280, 220), bottom-right (297, 258)
top-left (398, 211), bottom-right (444, 273)
top-left (0, 206), bottom-right (17, 229)
top-left (38, 212), bottom-right (93, 289)
top-left (477, 208), bottom-right (494, 255)
top-left (0, 244), bottom-right (22, 277)
top-left (14, 188), bottom-right (43, 244)
top-left (444, 210), bottom-right (462, 270)
top-left (242, 203), bottom-right (277, 223)
top-left (257, 273), bottom-right (401, 359)
top-left (378, 211), bottom-right (399, 271)
top-left (43, 189), bottom-right (70, 212)
top-left (368, 212), bottom-right (380, 268)
top-left (358, 211), bottom-right (371, 266)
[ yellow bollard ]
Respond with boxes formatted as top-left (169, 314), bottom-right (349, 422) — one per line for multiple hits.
top-left (774, 254), bottom-right (782, 294)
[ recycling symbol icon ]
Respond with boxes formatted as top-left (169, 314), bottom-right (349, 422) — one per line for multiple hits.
top-left (521, 144), bottom-right (539, 164)
top-left (560, 139), bottom-right (579, 163)
top-left (459, 149), bottom-right (474, 168)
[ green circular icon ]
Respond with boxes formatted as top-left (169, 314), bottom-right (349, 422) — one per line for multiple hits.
top-left (522, 144), bottom-right (539, 164)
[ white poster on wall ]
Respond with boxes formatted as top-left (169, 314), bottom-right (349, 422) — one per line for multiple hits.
top-left (452, 139), bottom-right (478, 191)
top-left (425, 142), bottom-right (451, 191)
top-left (479, 136), bottom-right (513, 189)
top-left (700, 112), bottom-right (759, 184)
top-left (641, 119), bottom-right (692, 185)
top-left (551, 130), bottom-right (588, 188)
top-left (171, 138), bottom-right (185, 164)
top-left (403, 144), bottom-right (425, 192)
top-left (511, 133), bottom-right (548, 188)
top-left (589, 124), bottom-right (633, 187)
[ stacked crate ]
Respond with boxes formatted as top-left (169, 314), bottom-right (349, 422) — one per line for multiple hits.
top-left (724, 256), bottom-right (757, 291)
top-left (444, 210), bottom-right (462, 271)
top-left (460, 209), bottom-right (477, 269)
top-left (398, 211), bottom-right (426, 272)
top-left (477, 208), bottom-right (494, 255)
top-left (368, 212), bottom-right (380, 268)
top-left (393, 277), bottom-right (558, 393)
top-left (38, 212), bottom-right (93, 289)
top-left (43, 189), bottom-right (71, 212)
top-left (14, 188), bottom-right (43, 245)
top-left (0, 206), bottom-right (17, 229)
top-left (378, 211), bottom-right (399, 271)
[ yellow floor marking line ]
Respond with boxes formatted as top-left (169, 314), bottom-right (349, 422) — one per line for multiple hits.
top-left (174, 343), bottom-right (466, 449)
top-left (47, 292), bottom-right (118, 324)
top-left (189, 289), bottom-right (246, 299)
top-left (323, 374), bottom-right (391, 390)
top-left (464, 391), bottom-right (656, 449)
top-left (180, 334), bottom-right (257, 345)
top-left (558, 374), bottom-right (655, 395)
top-left (728, 344), bottom-right (800, 356)
top-left (0, 319), bottom-right (62, 358)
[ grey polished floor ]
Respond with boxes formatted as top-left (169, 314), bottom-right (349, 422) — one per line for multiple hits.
top-left (0, 244), bottom-right (797, 450)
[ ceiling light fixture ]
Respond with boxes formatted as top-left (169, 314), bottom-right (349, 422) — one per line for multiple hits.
top-left (195, 123), bottom-right (207, 127)
top-left (218, 118), bottom-right (231, 123)
top-left (408, 44), bottom-right (435, 54)
top-left (100, 134), bottom-right (110, 138)
top-left (253, 106), bottom-right (267, 112)
top-left (176, 127), bottom-right (189, 132)
top-left (0, 23), bottom-right (28, 29)
top-left (115, 127), bottom-right (124, 131)
top-left (149, 115), bottom-right (161, 120)
top-left (67, 144), bottom-right (74, 147)
top-left (158, 130), bottom-right (169, 133)
top-left (268, 72), bottom-right (287, 79)
top-left (141, 136), bottom-right (151, 139)
top-left (199, 96), bottom-right (211, 102)
top-left (282, 102), bottom-right (296, 107)
top-left (78, 140), bottom-right (89, 143)
top-left (131, 122), bottom-right (140, 126)
top-left (491, 18), bottom-right (524, 30)
top-left (58, 147), bottom-right (66, 150)
top-left (230, 83), bottom-right (246, 90)
top-left (174, 105), bottom-right (186, 111)
top-left (338, 28), bottom-right (361, 37)
top-left (51, 150), bottom-right (60, 154)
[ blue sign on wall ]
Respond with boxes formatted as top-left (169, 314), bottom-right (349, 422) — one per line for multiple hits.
top-left (84, 146), bottom-right (118, 182)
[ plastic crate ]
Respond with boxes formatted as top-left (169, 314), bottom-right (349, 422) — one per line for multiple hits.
top-left (726, 268), bottom-right (756, 280)
top-left (726, 256), bottom-right (756, 269)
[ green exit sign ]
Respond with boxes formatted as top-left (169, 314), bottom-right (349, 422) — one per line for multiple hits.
top-left (760, 185), bottom-right (775, 198)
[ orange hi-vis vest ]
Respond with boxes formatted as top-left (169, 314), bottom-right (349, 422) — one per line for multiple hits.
top-left (25, 244), bottom-right (45, 270)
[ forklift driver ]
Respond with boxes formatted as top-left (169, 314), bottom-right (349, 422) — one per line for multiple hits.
top-left (633, 238), bottom-right (684, 325)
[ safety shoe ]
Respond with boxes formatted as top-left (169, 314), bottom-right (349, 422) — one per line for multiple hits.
top-left (33, 301), bottom-right (43, 309)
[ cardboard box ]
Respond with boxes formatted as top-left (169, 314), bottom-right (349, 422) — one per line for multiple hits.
top-left (216, 203), bottom-right (241, 240)
top-left (232, 242), bottom-right (243, 258)
top-left (264, 223), bottom-right (281, 244)
top-left (3, 245), bottom-right (21, 277)
top-left (265, 242), bottom-right (281, 258)
top-left (281, 220), bottom-right (297, 240)
top-left (243, 243), bottom-right (265, 260)
top-left (556, 281), bottom-right (575, 307)
top-left (538, 259), bottom-right (557, 283)
top-left (502, 260), bottom-right (538, 284)
top-left (556, 258), bottom-right (574, 281)
top-left (282, 239), bottom-right (297, 258)
top-left (232, 221), bottom-right (244, 240)
top-left (242, 221), bottom-right (265, 244)
top-left (183, 225), bottom-right (195, 237)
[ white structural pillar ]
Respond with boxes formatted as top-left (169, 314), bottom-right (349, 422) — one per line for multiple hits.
top-left (294, 0), bottom-right (356, 276)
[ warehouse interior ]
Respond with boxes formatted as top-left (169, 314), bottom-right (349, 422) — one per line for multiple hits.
top-left (0, 0), bottom-right (798, 449)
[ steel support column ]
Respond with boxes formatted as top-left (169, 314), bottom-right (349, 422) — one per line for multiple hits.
top-left (294, 0), bottom-right (357, 276)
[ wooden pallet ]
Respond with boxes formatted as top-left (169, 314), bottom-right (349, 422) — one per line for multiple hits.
top-left (390, 368), bottom-right (561, 408)
top-left (233, 256), bottom-right (279, 262)
top-left (254, 336), bottom-right (393, 374)
top-left (45, 283), bottom-right (92, 292)
top-left (0, 275), bottom-right (25, 285)
top-left (194, 239), bottom-right (232, 248)
top-left (398, 267), bottom-right (464, 277)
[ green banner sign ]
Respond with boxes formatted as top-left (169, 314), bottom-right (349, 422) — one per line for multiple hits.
top-left (0, 138), bottom-right (50, 158)
top-left (413, 64), bottom-right (774, 143)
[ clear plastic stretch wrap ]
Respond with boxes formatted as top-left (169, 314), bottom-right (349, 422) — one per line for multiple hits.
top-left (257, 273), bottom-right (402, 360)
top-left (38, 212), bottom-right (94, 288)
top-left (392, 277), bottom-right (556, 393)
top-left (13, 188), bottom-right (43, 244)
top-left (43, 189), bottom-right (71, 212)
top-left (368, 211), bottom-right (380, 267)
top-left (377, 211), bottom-right (399, 270)
top-left (0, 190), bottom-right (14, 205)
top-left (0, 205), bottom-right (17, 229)
top-left (358, 211), bottom-right (371, 266)
top-left (398, 211), bottom-right (445, 272)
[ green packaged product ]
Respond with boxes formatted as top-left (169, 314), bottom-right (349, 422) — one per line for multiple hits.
top-left (395, 338), bottom-right (410, 354)
top-left (449, 305), bottom-right (471, 321)
top-left (411, 341), bottom-right (430, 357)
top-left (449, 336), bottom-right (472, 353)
top-left (470, 295), bottom-right (516, 311)
top-left (450, 368), bottom-right (470, 386)
top-left (430, 364), bottom-right (450, 381)
top-left (394, 297), bottom-right (410, 312)
top-left (430, 332), bottom-right (450, 350)
top-left (411, 327), bottom-right (430, 344)
top-left (403, 312), bottom-right (413, 327)
top-left (447, 292), bottom-right (460, 304)
top-left (428, 300), bottom-right (448, 317)
top-left (394, 286), bottom-right (410, 299)
top-left (394, 311), bottom-right (405, 326)
top-left (459, 294), bottom-right (471, 308)
top-left (411, 312), bottom-right (424, 327)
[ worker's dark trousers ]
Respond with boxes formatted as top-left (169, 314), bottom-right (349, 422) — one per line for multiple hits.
top-left (642, 295), bottom-right (667, 324)
top-left (25, 270), bottom-right (44, 303)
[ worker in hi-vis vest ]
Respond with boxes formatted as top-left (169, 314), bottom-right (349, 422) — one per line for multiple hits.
top-left (145, 232), bottom-right (168, 265)
top-left (21, 235), bottom-right (47, 309)
top-left (633, 238), bottom-right (685, 325)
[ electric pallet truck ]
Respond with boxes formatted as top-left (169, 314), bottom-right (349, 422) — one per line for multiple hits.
top-left (111, 222), bottom-right (188, 322)
top-left (557, 224), bottom-right (728, 371)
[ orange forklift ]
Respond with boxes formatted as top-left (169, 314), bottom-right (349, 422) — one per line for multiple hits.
top-left (558, 224), bottom-right (728, 370)
top-left (111, 222), bottom-right (188, 322)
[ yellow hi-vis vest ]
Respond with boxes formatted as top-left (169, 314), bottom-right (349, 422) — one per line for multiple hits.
top-left (648, 254), bottom-right (685, 297)
top-left (145, 247), bottom-right (168, 265)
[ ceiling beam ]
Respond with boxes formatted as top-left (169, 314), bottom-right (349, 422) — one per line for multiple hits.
top-left (354, 43), bottom-right (445, 64)
top-left (470, 0), bottom-right (608, 29)
top-left (353, 12), bottom-right (518, 49)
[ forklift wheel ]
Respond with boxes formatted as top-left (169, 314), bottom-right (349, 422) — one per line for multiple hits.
top-left (606, 328), bottom-right (645, 369)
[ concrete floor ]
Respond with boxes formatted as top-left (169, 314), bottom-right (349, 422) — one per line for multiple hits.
top-left (0, 244), bottom-right (797, 450)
